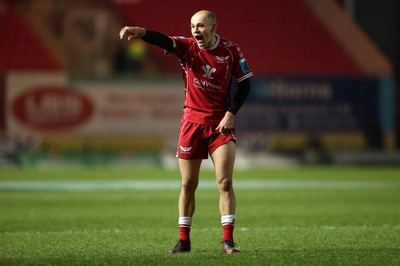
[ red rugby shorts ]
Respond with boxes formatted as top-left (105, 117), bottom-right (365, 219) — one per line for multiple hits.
top-left (176, 120), bottom-right (236, 159)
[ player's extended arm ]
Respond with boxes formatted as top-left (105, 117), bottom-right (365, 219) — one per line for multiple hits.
top-left (119, 26), bottom-right (173, 52)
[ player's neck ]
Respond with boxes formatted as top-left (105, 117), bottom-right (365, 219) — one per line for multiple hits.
top-left (202, 35), bottom-right (218, 50)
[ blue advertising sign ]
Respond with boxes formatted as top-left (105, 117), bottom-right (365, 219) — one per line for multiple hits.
top-left (235, 77), bottom-right (384, 133)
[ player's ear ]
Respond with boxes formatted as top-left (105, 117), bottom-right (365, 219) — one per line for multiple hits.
top-left (211, 24), bottom-right (217, 33)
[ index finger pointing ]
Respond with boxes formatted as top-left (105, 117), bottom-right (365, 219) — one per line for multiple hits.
top-left (119, 27), bottom-right (125, 39)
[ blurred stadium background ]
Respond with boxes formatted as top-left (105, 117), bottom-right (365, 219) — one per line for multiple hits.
top-left (0, 0), bottom-right (399, 169)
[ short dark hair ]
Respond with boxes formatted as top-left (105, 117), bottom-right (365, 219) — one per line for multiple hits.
top-left (206, 11), bottom-right (217, 25)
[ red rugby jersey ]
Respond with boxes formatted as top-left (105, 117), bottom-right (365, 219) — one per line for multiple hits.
top-left (169, 35), bottom-right (253, 125)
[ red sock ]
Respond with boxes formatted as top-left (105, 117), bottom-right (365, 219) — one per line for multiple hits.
top-left (179, 226), bottom-right (191, 241)
top-left (222, 224), bottom-right (234, 242)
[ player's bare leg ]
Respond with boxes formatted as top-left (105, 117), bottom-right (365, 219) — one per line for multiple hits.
top-left (178, 159), bottom-right (201, 217)
top-left (169, 159), bottom-right (202, 253)
top-left (211, 141), bottom-right (240, 254)
top-left (211, 141), bottom-right (236, 215)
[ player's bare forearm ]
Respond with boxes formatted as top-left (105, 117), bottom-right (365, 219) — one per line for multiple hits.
top-left (119, 26), bottom-right (146, 41)
top-left (216, 112), bottom-right (235, 134)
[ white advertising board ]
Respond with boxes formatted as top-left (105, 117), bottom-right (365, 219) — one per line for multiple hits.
top-left (6, 72), bottom-right (183, 140)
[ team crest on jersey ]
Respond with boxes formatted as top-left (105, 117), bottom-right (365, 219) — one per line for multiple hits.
top-left (180, 146), bottom-right (193, 153)
top-left (216, 56), bottom-right (229, 62)
top-left (201, 65), bottom-right (216, 79)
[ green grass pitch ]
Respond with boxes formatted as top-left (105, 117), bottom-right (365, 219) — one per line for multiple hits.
top-left (1, 166), bottom-right (400, 265)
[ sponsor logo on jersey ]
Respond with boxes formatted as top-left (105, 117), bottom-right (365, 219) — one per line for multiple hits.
top-left (239, 58), bottom-right (251, 74)
top-left (193, 78), bottom-right (222, 92)
top-left (201, 64), bottom-right (216, 79)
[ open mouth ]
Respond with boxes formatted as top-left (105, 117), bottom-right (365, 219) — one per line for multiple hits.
top-left (195, 35), bottom-right (204, 41)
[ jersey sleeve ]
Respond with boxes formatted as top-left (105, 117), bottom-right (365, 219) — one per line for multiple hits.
top-left (167, 36), bottom-right (193, 59)
top-left (231, 44), bottom-right (253, 82)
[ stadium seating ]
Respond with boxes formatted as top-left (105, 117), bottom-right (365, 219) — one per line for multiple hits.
top-left (0, 4), bottom-right (59, 72)
top-left (114, 0), bottom-right (361, 75)
top-left (0, 0), bottom-right (363, 75)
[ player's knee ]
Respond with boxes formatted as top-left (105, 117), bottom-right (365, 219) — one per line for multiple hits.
top-left (181, 180), bottom-right (198, 193)
top-left (217, 177), bottom-right (233, 192)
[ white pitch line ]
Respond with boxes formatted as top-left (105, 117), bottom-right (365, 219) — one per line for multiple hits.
top-left (0, 180), bottom-right (399, 191)
top-left (3, 225), bottom-right (399, 236)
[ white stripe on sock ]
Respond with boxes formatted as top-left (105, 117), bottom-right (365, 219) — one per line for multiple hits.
top-left (221, 215), bottom-right (235, 225)
top-left (179, 216), bottom-right (192, 227)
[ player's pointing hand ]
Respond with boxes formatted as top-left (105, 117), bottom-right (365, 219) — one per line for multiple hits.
top-left (119, 26), bottom-right (146, 40)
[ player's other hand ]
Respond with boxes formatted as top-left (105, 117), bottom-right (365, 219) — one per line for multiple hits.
top-left (216, 112), bottom-right (235, 135)
top-left (119, 26), bottom-right (146, 40)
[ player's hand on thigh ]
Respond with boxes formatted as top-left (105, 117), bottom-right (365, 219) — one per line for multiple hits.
top-left (216, 112), bottom-right (235, 135)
